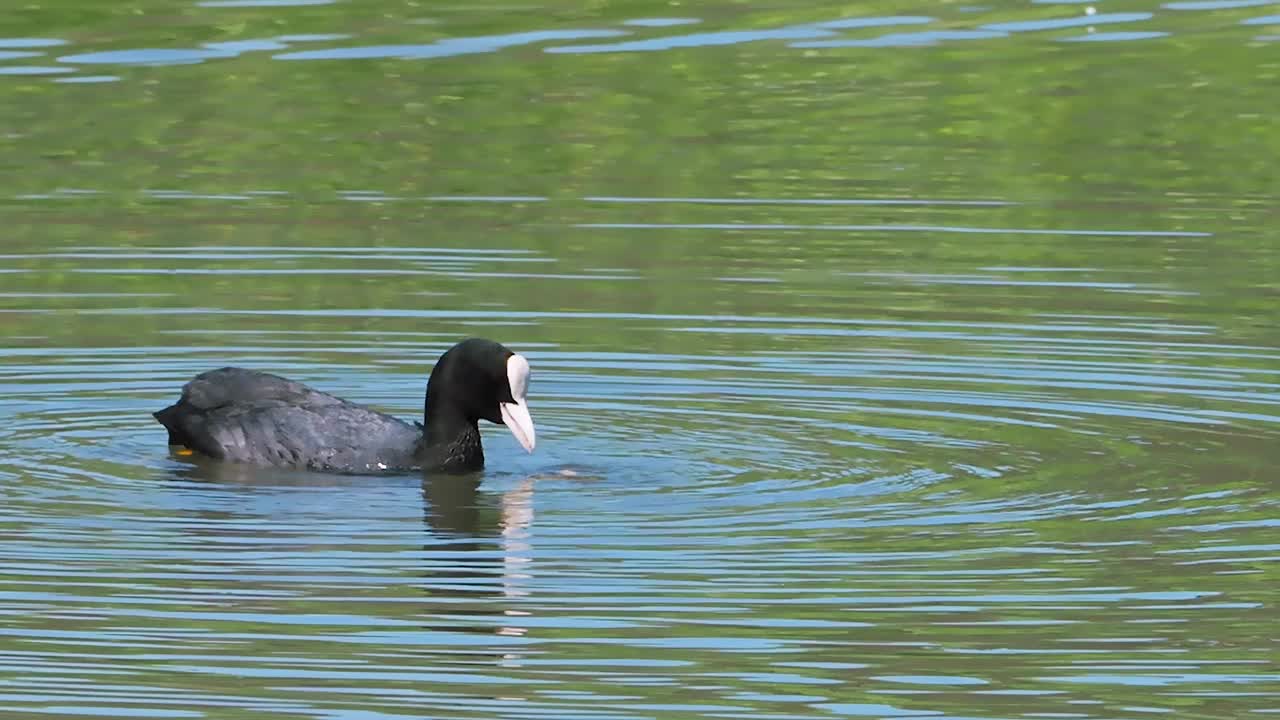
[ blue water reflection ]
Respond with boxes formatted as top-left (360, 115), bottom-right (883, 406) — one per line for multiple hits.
top-left (2, 2), bottom-right (1265, 81)
top-left (277, 29), bottom-right (629, 60)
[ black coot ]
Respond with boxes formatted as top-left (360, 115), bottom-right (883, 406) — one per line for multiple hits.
top-left (154, 338), bottom-right (535, 474)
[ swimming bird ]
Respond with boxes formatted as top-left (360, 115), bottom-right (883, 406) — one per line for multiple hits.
top-left (154, 338), bottom-right (535, 474)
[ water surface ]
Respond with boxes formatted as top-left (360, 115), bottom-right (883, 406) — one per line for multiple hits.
top-left (1, 1), bottom-right (1277, 718)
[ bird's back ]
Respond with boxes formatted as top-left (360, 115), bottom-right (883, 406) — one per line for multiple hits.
top-left (155, 367), bottom-right (422, 473)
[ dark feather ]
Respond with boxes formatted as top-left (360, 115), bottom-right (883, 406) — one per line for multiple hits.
top-left (155, 368), bottom-right (421, 473)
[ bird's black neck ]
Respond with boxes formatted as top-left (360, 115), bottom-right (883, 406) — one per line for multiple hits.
top-left (419, 404), bottom-right (484, 473)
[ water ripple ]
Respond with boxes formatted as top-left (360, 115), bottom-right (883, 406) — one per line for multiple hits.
top-left (275, 30), bottom-right (630, 61)
top-left (1, 27), bottom-right (1277, 711)
top-left (579, 221), bottom-right (1212, 237)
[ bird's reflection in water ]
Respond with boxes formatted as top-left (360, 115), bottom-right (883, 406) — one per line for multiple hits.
top-left (422, 472), bottom-right (535, 666)
top-left (163, 452), bottom-right (539, 668)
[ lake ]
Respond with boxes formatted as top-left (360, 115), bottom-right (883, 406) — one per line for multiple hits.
top-left (1, 1), bottom-right (1278, 718)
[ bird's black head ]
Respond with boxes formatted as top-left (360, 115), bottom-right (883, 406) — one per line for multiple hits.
top-left (423, 338), bottom-right (535, 455)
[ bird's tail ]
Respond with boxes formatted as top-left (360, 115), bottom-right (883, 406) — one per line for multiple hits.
top-left (153, 404), bottom-right (186, 446)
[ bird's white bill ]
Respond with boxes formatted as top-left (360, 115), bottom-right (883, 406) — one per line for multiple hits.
top-left (500, 400), bottom-right (536, 453)
top-left (501, 353), bottom-right (535, 452)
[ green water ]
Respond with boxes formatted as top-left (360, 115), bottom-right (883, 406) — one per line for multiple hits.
top-left (0, 2), bottom-right (1277, 719)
